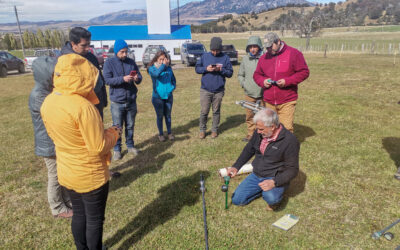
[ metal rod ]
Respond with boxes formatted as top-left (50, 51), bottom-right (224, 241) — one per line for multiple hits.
top-left (200, 174), bottom-right (209, 250)
top-left (14, 5), bottom-right (25, 58)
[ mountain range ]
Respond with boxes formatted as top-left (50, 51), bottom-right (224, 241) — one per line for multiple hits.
top-left (0, 0), bottom-right (311, 32)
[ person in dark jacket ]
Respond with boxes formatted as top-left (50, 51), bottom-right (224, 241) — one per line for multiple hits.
top-left (61, 27), bottom-right (108, 119)
top-left (253, 32), bottom-right (309, 133)
top-left (28, 57), bottom-right (72, 218)
top-left (226, 108), bottom-right (300, 210)
top-left (103, 39), bottom-right (142, 160)
top-left (195, 37), bottom-right (233, 139)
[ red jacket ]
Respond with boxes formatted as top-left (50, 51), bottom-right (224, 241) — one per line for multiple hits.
top-left (253, 43), bottom-right (309, 105)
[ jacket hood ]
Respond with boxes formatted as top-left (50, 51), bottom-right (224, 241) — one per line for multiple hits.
top-left (53, 54), bottom-right (99, 104)
top-left (246, 36), bottom-right (263, 53)
top-left (32, 56), bottom-right (57, 92)
top-left (61, 42), bottom-right (74, 55)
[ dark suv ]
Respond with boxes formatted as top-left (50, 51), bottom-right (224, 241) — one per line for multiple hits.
top-left (0, 51), bottom-right (25, 78)
top-left (221, 45), bottom-right (238, 65)
top-left (142, 45), bottom-right (168, 68)
top-left (180, 42), bottom-right (206, 66)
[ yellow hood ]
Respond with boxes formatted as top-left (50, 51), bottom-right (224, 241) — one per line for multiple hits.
top-left (53, 54), bottom-right (99, 105)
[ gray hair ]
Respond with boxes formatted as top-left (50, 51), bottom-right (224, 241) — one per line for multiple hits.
top-left (253, 108), bottom-right (279, 127)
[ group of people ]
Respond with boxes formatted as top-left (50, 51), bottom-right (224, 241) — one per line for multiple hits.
top-left (29, 25), bottom-right (310, 249)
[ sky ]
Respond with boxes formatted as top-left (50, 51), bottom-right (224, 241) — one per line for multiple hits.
top-left (0, 0), bottom-right (342, 24)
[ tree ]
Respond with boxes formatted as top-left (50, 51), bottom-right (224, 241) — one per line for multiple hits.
top-left (3, 33), bottom-right (12, 50)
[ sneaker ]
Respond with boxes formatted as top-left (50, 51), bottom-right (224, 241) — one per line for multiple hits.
top-left (211, 132), bottom-right (218, 139)
top-left (128, 147), bottom-right (140, 156)
top-left (54, 209), bottom-right (73, 219)
top-left (394, 167), bottom-right (400, 180)
top-left (112, 151), bottom-right (122, 161)
top-left (158, 135), bottom-right (166, 142)
top-left (168, 134), bottom-right (175, 140)
top-left (199, 132), bottom-right (206, 139)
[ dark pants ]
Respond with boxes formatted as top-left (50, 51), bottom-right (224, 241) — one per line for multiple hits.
top-left (66, 182), bottom-right (109, 250)
top-left (199, 88), bottom-right (224, 133)
top-left (110, 101), bottom-right (137, 152)
top-left (152, 95), bottom-right (173, 136)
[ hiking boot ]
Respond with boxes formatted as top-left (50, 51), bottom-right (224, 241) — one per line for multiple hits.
top-left (128, 147), bottom-right (139, 156)
top-left (199, 132), bottom-right (206, 139)
top-left (168, 134), bottom-right (175, 140)
top-left (266, 204), bottom-right (279, 211)
top-left (211, 132), bottom-right (218, 139)
top-left (158, 135), bottom-right (166, 142)
top-left (112, 151), bottom-right (122, 161)
top-left (54, 209), bottom-right (73, 219)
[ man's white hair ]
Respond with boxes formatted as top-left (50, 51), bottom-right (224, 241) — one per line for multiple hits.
top-left (253, 108), bottom-right (279, 127)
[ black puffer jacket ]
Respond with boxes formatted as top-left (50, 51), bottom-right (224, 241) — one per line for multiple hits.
top-left (28, 57), bottom-right (56, 157)
top-left (233, 125), bottom-right (300, 187)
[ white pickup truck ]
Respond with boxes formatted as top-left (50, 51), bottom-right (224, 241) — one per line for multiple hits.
top-left (24, 49), bottom-right (61, 69)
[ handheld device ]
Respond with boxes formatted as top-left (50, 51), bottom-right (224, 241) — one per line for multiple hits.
top-left (211, 64), bottom-right (217, 67)
top-left (130, 70), bottom-right (137, 77)
top-left (268, 79), bottom-right (278, 86)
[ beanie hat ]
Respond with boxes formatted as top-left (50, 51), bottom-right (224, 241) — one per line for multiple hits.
top-left (114, 39), bottom-right (128, 55)
top-left (210, 37), bottom-right (222, 51)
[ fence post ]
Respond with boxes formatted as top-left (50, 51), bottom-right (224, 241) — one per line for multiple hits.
top-left (389, 43), bottom-right (392, 55)
top-left (340, 43), bottom-right (344, 57)
top-left (371, 41), bottom-right (375, 54)
top-left (324, 43), bottom-right (328, 58)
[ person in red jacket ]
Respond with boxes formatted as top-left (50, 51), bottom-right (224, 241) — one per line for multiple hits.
top-left (253, 32), bottom-right (309, 132)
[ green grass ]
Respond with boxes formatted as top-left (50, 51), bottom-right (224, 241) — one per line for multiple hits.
top-left (1, 53), bottom-right (400, 249)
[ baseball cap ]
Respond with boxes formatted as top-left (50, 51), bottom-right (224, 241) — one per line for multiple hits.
top-left (264, 32), bottom-right (280, 48)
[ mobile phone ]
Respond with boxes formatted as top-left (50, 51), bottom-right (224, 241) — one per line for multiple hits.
top-left (130, 70), bottom-right (137, 77)
top-left (211, 64), bottom-right (217, 67)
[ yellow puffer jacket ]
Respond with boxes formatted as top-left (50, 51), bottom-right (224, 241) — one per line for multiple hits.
top-left (41, 54), bottom-right (119, 193)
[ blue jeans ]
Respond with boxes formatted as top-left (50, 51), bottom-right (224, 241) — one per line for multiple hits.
top-left (110, 101), bottom-right (137, 152)
top-left (151, 95), bottom-right (173, 136)
top-left (232, 173), bottom-right (288, 206)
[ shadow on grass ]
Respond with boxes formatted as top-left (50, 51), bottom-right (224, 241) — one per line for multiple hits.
top-left (109, 118), bottom-right (198, 193)
top-left (278, 170), bottom-right (307, 211)
top-left (293, 123), bottom-right (316, 143)
top-left (105, 171), bottom-right (210, 248)
top-left (218, 114), bottom-right (245, 135)
top-left (382, 137), bottom-right (400, 169)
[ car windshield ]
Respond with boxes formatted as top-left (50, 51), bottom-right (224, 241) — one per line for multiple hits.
top-left (187, 44), bottom-right (205, 52)
top-left (222, 45), bottom-right (235, 51)
top-left (147, 48), bottom-right (161, 53)
top-left (95, 48), bottom-right (105, 54)
top-left (35, 50), bottom-right (51, 56)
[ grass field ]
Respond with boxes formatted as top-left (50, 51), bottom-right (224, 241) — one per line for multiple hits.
top-left (1, 53), bottom-right (400, 249)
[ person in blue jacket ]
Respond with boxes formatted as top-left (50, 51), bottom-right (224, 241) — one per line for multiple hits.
top-left (148, 51), bottom-right (176, 142)
top-left (195, 37), bottom-right (233, 139)
top-left (103, 39), bottom-right (142, 160)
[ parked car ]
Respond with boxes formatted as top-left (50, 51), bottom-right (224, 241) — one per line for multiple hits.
top-left (180, 41), bottom-right (206, 66)
top-left (142, 45), bottom-right (169, 68)
top-left (0, 51), bottom-right (25, 77)
top-left (88, 47), bottom-right (104, 68)
top-left (221, 44), bottom-right (238, 65)
top-left (24, 49), bottom-right (60, 70)
top-left (103, 47), bottom-right (135, 62)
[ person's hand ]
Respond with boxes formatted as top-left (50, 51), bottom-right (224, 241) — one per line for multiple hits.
top-left (111, 125), bottom-right (122, 137)
top-left (163, 57), bottom-right (170, 66)
top-left (123, 75), bottom-right (133, 83)
top-left (206, 65), bottom-right (215, 72)
top-left (226, 167), bottom-right (238, 178)
top-left (258, 179), bottom-right (275, 191)
top-left (277, 79), bottom-right (286, 88)
top-left (263, 78), bottom-right (272, 88)
top-left (215, 64), bottom-right (222, 71)
top-left (133, 74), bottom-right (139, 82)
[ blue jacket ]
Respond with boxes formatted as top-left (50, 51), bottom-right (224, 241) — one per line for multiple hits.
top-left (103, 56), bottom-right (142, 103)
top-left (28, 57), bottom-right (56, 157)
top-left (195, 52), bottom-right (233, 93)
top-left (148, 64), bottom-right (176, 99)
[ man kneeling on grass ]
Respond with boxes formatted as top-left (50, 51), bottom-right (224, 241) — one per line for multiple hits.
top-left (226, 108), bottom-right (299, 210)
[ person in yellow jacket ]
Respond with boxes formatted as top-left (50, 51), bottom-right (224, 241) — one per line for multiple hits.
top-left (41, 53), bottom-right (121, 250)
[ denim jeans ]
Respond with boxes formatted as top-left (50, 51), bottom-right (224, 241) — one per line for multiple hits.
top-left (151, 95), bottom-right (173, 135)
top-left (66, 182), bottom-right (109, 250)
top-left (199, 88), bottom-right (224, 133)
top-left (110, 101), bottom-right (137, 152)
top-left (232, 173), bottom-right (288, 206)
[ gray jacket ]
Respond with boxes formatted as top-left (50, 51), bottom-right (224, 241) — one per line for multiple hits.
top-left (28, 57), bottom-right (56, 157)
top-left (238, 36), bottom-right (263, 98)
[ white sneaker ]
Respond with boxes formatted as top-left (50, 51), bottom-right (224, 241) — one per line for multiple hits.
top-left (128, 147), bottom-right (139, 156)
top-left (112, 151), bottom-right (122, 161)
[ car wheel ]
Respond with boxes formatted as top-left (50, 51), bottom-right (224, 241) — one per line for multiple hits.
top-left (18, 63), bottom-right (25, 73)
top-left (186, 58), bottom-right (191, 67)
top-left (0, 66), bottom-right (7, 78)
